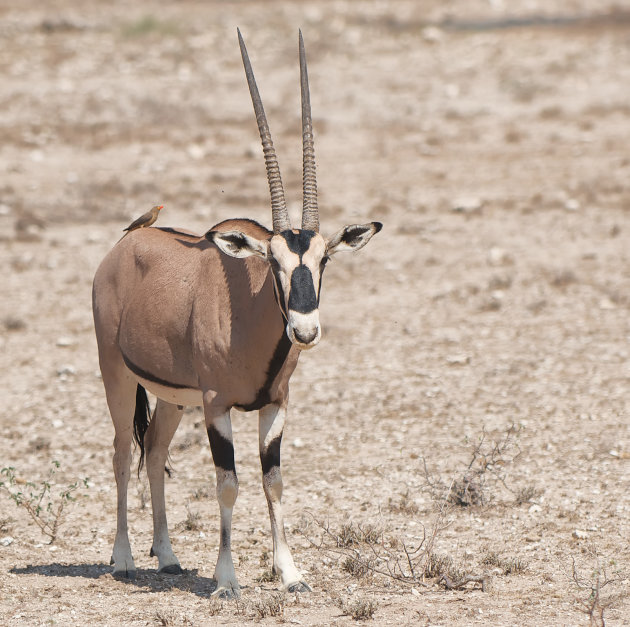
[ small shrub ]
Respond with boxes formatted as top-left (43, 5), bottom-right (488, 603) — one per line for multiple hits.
top-left (514, 485), bottom-right (542, 505)
top-left (182, 507), bottom-right (202, 531)
top-left (424, 553), bottom-right (465, 582)
top-left (482, 551), bottom-right (527, 575)
top-left (191, 485), bottom-right (209, 500)
top-left (388, 490), bottom-right (420, 515)
top-left (0, 462), bottom-right (89, 543)
top-left (342, 556), bottom-right (374, 579)
top-left (338, 597), bottom-right (378, 621)
top-left (256, 569), bottom-right (277, 583)
top-left (252, 593), bottom-right (285, 619)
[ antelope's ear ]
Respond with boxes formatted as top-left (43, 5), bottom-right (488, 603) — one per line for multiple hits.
top-left (206, 230), bottom-right (268, 259)
top-left (326, 222), bottom-right (383, 256)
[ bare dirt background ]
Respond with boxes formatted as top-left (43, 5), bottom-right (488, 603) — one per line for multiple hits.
top-left (1, 1), bottom-right (630, 625)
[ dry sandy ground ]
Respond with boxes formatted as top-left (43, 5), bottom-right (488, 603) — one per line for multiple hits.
top-left (1, 1), bottom-right (630, 625)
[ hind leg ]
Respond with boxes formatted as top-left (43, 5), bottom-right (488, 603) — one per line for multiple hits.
top-left (145, 398), bottom-right (184, 573)
top-left (102, 366), bottom-right (138, 578)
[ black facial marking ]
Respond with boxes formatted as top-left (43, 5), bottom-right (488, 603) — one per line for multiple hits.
top-left (317, 256), bottom-right (328, 301)
top-left (235, 331), bottom-right (293, 412)
top-left (122, 352), bottom-right (191, 389)
top-left (272, 274), bottom-right (288, 320)
top-left (260, 435), bottom-right (282, 475)
top-left (288, 265), bottom-right (318, 313)
top-left (281, 229), bottom-right (316, 255)
top-left (207, 425), bottom-right (236, 472)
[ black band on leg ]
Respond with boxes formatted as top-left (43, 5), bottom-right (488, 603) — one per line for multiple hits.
top-left (260, 435), bottom-right (282, 475)
top-left (207, 425), bottom-right (236, 472)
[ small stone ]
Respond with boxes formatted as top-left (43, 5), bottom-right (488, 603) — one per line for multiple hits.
top-left (488, 247), bottom-right (513, 266)
top-left (56, 337), bottom-right (75, 347)
top-left (572, 529), bottom-right (588, 539)
top-left (0, 536), bottom-right (14, 546)
top-left (446, 354), bottom-right (470, 366)
top-left (187, 144), bottom-right (205, 160)
top-left (528, 504), bottom-right (542, 514)
top-left (445, 83), bottom-right (460, 98)
top-left (452, 197), bottom-right (483, 213)
top-left (292, 437), bottom-right (305, 448)
top-left (57, 365), bottom-right (76, 376)
top-left (564, 198), bottom-right (580, 211)
top-left (411, 587), bottom-right (421, 597)
top-left (422, 26), bottom-right (443, 43)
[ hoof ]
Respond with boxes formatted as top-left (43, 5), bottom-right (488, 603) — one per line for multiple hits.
top-left (287, 581), bottom-right (312, 593)
top-left (158, 564), bottom-right (183, 575)
top-left (211, 585), bottom-right (241, 600)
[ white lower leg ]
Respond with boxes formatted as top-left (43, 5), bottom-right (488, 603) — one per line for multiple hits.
top-left (147, 457), bottom-right (180, 572)
top-left (146, 400), bottom-right (183, 573)
top-left (205, 408), bottom-right (240, 598)
top-left (111, 434), bottom-right (136, 577)
top-left (264, 468), bottom-right (304, 588)
top-left (259, 405), bottom-right (309, 591)
top-left (212, 469), bottom-right (239, 597)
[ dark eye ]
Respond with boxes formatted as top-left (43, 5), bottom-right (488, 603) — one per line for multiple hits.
top-left (320, 255), bottom-right (330, 269)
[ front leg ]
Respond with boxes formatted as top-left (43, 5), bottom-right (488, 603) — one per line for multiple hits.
top-left (259, 404), bottom-right (311, 592)
top-left (205, 398), bottom-right (240, 599)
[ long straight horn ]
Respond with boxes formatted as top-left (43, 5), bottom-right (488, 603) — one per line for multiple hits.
top-left (238, 28), bottom-right (291, 233)
top-left (299, 30), bottom-right (319, 232)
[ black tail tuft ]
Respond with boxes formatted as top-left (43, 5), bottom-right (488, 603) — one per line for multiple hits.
top-left (132, 384), bottom-right (151, 475)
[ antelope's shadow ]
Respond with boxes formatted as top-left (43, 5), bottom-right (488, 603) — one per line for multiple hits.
top-left (10, 563), bottom-right (222, 598)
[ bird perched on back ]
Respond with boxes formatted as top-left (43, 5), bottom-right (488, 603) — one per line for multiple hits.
top-left (123, 205), bottom-right (163, 233)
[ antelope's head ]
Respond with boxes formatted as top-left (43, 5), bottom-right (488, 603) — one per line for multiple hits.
top-left (210, 30), bottom-right (382, 350)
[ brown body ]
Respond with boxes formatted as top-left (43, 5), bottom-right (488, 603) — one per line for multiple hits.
top-left (94, 220), bottom-right (298, 411)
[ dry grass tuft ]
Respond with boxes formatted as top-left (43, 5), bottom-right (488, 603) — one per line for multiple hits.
top-left (388, 490), bottom-right (420, 515)
top-left (337, 597), bottom-right (378, 621)
top-left (482, 551), bottom-right (527, 575)
top-left (252, 592), bottom-right (285, 619)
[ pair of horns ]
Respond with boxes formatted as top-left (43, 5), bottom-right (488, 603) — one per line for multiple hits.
top-left (238, 29), bottom-right (319, 233)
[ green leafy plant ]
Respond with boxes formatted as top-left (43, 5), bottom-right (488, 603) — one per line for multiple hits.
top-left (0, 461), bottom-right (89, 544)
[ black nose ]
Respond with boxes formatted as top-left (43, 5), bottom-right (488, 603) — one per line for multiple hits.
top-left (293, 328), bottom-right (317, 345)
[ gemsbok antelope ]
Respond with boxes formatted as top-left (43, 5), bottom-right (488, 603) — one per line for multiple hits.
top-left (92, 29), bottom-right (381, 597)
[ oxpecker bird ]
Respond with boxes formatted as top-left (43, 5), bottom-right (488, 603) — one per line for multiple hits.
top-left (123, 205), bottom-right (163, 233)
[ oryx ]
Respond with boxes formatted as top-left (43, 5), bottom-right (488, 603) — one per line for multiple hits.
top-left (92, 29), bottom-right (381, 597)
